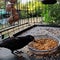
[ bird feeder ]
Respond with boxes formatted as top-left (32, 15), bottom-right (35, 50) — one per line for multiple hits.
top-left (38, 0), bottom-right (60, 4)
top-left (41, 0), bottom-right (57, 4)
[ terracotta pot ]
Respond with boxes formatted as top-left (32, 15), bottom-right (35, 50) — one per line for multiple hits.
top-left (8, 13), bottom-right (19, 25)
top-left (13, 13), bottom-right (19, 21)
top-left (6, 3), bottom-right (14, 12)
top-left (6, 4), bottom-right (12, 12)
top-left (8, 16), bottom-right (14, 24)
top-left (9, 0), bottom-right (17, 3)
top-left (12, 8), bottom-right (17, 14)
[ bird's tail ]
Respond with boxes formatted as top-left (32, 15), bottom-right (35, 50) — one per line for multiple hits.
top-left (0, 42), bottom-right (3, 50)
top-left (0, 44), bottom-right (3, 47)
top-left (0, 41), bottom-right (4, 47)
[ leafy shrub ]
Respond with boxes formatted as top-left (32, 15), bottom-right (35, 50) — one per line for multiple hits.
top-left (42, 3), bottom-right (60, 25)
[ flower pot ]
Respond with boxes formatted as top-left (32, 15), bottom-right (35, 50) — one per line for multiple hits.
top-left (9, 0), bottom-right (17, 3)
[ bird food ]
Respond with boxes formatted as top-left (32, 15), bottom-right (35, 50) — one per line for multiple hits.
top-left (29, 38), bottom-right (58, 50)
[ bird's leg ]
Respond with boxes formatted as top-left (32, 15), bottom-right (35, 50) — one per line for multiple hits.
top-left (15, 50), bottom-right (23, 54)
top-left (11, 50), bottom-right (14, 54)
top-left (11, 50), bottom-right (18, 56)
top-left (13, 50), bottom-right (24, 57)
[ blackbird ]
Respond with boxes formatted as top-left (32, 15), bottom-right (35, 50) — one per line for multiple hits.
top-left (0, 35), bottom-right (34, 53)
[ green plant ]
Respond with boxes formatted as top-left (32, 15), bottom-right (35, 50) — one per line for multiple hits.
top-left (41, 3), bottom-right (60, 25)
top-left (50, 4), bottom-right (60, 25)
top-left (20, 10), bottom-right (30, 19)
top-left (0, 0), bottom-right (5, 8)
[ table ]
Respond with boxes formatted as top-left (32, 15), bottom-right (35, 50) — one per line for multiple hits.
top-left (0, 25), bottom-right (60, 60)
top-left (0, 48), bottom-right (19, 60)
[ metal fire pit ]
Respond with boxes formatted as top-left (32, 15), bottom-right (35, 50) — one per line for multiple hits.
top-left (13, 25), bottom-right (60, 60)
